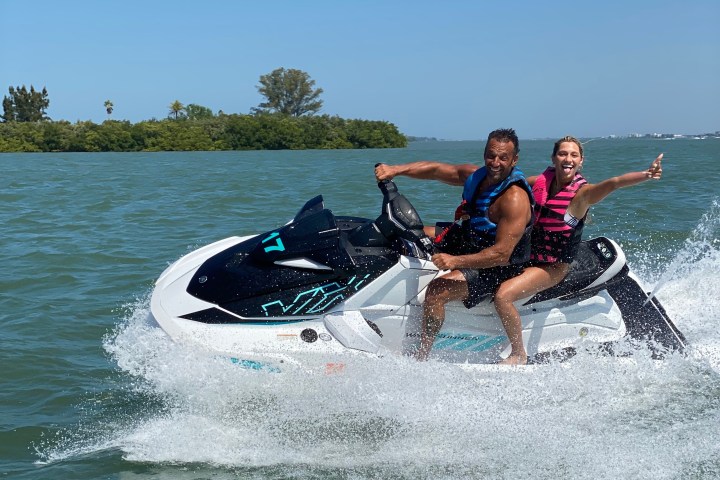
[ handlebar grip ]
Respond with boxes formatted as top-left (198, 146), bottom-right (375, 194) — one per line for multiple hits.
top-left (375, 163), bottom-right (392, 187)
top-left (378, 178), bottom-right (398, 195)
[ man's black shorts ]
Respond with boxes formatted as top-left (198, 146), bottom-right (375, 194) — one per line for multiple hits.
top-left (459, 264), bottom-right (523, 308)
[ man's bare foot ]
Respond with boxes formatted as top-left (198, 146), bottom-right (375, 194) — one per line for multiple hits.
top-left (414, 346), bottom-right (430, 362)
top-left (414, 336), bottom-right (434, 361)
top-left (498, 354), bottom-right (528, 366)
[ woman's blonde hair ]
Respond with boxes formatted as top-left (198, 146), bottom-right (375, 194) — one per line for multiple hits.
top-left (552, 136), bottom-right (583, 157)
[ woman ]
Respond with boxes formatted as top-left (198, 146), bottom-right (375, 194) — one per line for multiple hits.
top-left (493, 136), bottom-right (663, 365)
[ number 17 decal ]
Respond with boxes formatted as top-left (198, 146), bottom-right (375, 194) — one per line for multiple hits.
top-left (262, 232), bottom-right (285, 252)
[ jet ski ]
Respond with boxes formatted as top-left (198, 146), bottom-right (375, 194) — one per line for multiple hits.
top-left (149, 179), bottom-right (686, 370)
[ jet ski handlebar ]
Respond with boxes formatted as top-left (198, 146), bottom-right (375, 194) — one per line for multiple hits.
top-left (374, 164), bottom-right (435, 256)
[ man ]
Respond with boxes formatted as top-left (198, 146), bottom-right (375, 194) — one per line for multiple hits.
top-left (374, 129), bottom-right (533, 361)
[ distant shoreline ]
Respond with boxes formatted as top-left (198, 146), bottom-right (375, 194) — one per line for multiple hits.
top-left (408, 132), bottom-right (720, 142)
top-left (0, 114), bottom-right (408, 153)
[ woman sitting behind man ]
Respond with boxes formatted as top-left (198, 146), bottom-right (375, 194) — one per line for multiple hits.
top-left (495, 136), bottom-right (663, 365)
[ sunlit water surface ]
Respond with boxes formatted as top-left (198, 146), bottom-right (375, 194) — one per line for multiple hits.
top-left (2, 139), bottom-right (719, 479)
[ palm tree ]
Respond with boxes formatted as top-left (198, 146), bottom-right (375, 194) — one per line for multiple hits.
top-left (168, 100), bottom-right (186, 120)
top-left (104, 100), bottom-right (114, 117)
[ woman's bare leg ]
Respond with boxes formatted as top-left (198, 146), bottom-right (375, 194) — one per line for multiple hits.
top-left (493, 264), bottom-right (569, 365)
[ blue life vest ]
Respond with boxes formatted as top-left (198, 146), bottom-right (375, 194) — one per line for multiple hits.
top-left (459, 166), bottom-right (534, 264)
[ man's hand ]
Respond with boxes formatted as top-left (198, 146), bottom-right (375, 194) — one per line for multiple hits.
top-left (375, 164), bottom-right (396, 181)
top-left (431, 253), bottom-right (458, 271)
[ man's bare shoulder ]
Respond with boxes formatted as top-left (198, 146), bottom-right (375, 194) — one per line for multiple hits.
top-left (500, 184), bottom-right (532, 202)
top-left (495, 184), bottom-right (532, 217)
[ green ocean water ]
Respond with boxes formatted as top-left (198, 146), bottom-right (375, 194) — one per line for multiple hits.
top-left (2, 138), bottom-right (720, 479)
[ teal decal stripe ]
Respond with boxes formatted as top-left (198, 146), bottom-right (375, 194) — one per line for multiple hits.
top-left (351, 274), bottom-right (371, 290)
top-left (455, 335), bottom-right (491, 350)
top-left (307, 293), bottom-right (345, 313)
top-left (433, 333), bottom-right (488, 350)
top-left (291, 282), bottom-right (345, 314)
top-left (230, 357), bottom-right (281, 373)
top-left (471, 335), bottom-right (507, 352)
top-left (261, 300), bottom-right (294, 314)
top-left (432, 333), bottom-right (506, 352)
top-left (433, 333), bottom-right (487, 349)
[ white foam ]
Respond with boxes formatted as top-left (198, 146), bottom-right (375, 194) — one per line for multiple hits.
top-left (39, 202), bottom-right (720, 478)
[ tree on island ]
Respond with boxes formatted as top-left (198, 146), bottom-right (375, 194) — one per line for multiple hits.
top-left (185, 103), bottom-right (214, 120)
top-left (104, 100), bottom-right (114, 118)
top-left (168, 100), bottom-right (187, 120)
top-left (1, 85), bottom-right (50, 122)
top-left (255, 68), bottom-right (323, 117)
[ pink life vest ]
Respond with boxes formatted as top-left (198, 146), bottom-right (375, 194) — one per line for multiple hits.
top-left (530, 167), bottom-right (587, 263)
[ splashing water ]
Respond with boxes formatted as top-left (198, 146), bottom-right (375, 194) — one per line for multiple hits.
top-left (645, 199), bottom-right (720, 304)
top-left (652, 198), bottom-right (720, 370)
top-left (37, 204), bottom-right (720, 479)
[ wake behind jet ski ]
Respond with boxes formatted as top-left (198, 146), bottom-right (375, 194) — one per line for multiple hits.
top-left (149, 179), bottom-right (686, 371)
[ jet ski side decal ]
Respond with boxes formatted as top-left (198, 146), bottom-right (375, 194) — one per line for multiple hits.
top-left (261, 274), bottom-right (371, 316)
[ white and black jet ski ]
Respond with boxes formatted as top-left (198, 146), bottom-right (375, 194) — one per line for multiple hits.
top-left (149, 179), bottom-right (686, 370)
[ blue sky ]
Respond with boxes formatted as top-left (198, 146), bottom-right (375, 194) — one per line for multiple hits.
top-left (2, 0), bottom-right (718, 139)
